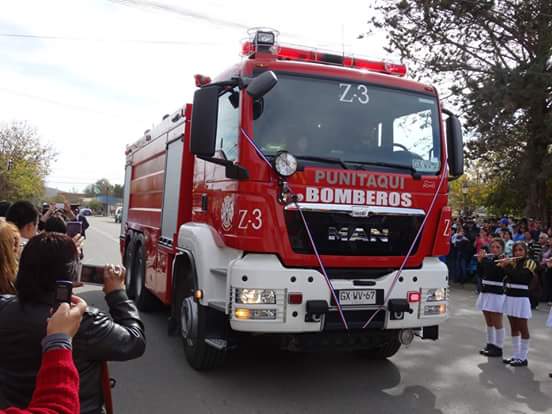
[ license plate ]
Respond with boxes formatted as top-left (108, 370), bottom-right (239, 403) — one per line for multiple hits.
top-left (338, 289), bottom-right (377, 306)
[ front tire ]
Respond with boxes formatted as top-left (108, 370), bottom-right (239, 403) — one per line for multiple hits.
top-left (175, 274), bottom-right (225, 370)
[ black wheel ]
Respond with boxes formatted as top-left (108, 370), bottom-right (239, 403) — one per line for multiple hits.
top-left (124, 236), bottom-right (137, 299)
top-left (133, 242), bottom-right (161, 312)
top-left (174, 273), bottom-right (225, 370)
top-left (356, 338), bottom-right (401, 360)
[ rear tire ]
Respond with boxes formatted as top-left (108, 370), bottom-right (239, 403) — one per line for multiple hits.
top-left (174, 271), bottom-right (225, 370)
top-left (133, 242), bottom-right (161, 312)
top-left (124, 236), bottom-right (137, 299)
top-left (356, 338), bottom-right (401, 360)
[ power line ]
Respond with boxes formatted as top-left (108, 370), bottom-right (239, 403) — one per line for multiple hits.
top-left (0, 87), bottom-right (119, 117)
top-left (0, 32), bottom-right (217, 46)
top-left (105, 0), bottom-right (249, 30)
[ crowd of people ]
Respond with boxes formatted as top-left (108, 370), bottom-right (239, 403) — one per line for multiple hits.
top-left (447, 215), bottom-right (552, 376)
top-left (447, 216), bottom-right (552, 305)
top-left (0, 200), bottom-right (146, 414)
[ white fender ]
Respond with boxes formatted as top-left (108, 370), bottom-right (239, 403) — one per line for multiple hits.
top-left (177, 223), bottom-right (242, 307)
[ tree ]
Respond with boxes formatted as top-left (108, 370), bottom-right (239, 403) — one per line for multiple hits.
top-left (366, 0), bottom-right (552, 219)
top-left (112, 184), bottom-right (124, 199)
top-left (83, 178), bottom-right (113, 197)
top-left (0, 121), bottom-right (56, 201)
top-left (83, 179), bottom-right (123, 199)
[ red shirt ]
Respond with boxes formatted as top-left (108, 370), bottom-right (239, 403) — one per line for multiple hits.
top-left (1, 349), bottom-right (79, 414)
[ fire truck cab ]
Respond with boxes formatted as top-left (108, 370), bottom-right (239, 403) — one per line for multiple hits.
top-left (120, 30), bottom-right (464, 370)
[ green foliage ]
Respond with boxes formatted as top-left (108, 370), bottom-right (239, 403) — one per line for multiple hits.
top-left (112, 184), bottom-right (123, 199)
top-left (86, 199), bottom-right (103, 212)
top-left (0, 121), bottom-right (56, 201)
top-left (367, 0), bottom-right (552, 219)
top-left (83, 178), bottom-right (122, 197)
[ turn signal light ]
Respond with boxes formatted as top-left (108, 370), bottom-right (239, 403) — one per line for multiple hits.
top-left (235, 308), bottom-right (251, 320)
top-left (288, 293), bottom-right (303, 305)
top-left (407, 291), bottom-right (421, 303)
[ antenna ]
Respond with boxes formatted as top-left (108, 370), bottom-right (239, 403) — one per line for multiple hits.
top-left (341, 23), bottom-right (345, 58)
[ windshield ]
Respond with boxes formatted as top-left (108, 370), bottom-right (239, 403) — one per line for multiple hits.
top-left (253, 73), bottom-right (442, 174)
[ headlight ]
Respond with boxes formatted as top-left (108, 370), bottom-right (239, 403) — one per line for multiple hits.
top-left (235, 288), bottom-right (277, 304)
top-left (273, 151), bottom-right (297, 177)
top-left (424, 288), bottom-right (447, 302)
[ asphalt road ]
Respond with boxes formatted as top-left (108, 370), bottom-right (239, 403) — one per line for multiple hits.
top-left (80, 217), bottom-right (552, 414)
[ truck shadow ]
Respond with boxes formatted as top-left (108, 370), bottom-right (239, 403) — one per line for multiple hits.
top-left (213, 347), bottom-right (443, 414)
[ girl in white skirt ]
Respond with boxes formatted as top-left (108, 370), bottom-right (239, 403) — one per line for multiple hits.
top-left (497, 242), bottom-right (537, 367)
top-left (546, 260), bottom-right (552, 378)
top-left (476, 238), bottom-right (506, 357)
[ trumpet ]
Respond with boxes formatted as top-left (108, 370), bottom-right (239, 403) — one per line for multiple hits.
top-left (494, 256), bottom-right (524, 263)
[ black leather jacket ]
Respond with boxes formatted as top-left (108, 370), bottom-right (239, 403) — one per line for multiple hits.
top-left (0, 290), bottom-right (145, 414)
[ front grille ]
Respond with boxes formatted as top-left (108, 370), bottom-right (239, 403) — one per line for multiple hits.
top-left (285, 211), bottom-right (422, 256)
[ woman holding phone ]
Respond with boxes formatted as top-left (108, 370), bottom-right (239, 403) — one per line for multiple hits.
top-left (0, 232), bottom-right (145, 413)
top-left (497, 242), bottom-right (536, 367)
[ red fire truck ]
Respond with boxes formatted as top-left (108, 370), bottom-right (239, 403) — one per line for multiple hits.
top-left (120, 29), bottom-right (464, 370)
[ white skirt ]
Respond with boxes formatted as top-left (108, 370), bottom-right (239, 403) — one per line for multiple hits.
top-left (476, 293), bottom-right (505, 313)
top-left (547, 308), bottom-right (552, 328)
top-left (503, 296), bottom-right (532, 319)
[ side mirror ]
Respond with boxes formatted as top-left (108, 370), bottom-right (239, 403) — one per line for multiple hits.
top-left (445, 113), bottom-right (464, 178)
top-left (246, 71), bottom-right (278, 99)
top-left (190, 86), bottom-right (220, 157)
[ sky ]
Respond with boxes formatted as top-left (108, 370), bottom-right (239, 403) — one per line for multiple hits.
top-left (0, 0), bottom-right (394, 192)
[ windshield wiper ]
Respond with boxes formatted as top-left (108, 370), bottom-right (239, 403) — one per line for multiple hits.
top-left (295, 155), bottom-right (349, 170)
top-left (343, 160), bottom-right (422, 178)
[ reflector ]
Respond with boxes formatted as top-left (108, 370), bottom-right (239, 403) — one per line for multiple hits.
top-left (288, 293), bottom-right (303, 305)
top-left (407, 291), bottom-right (421, 303)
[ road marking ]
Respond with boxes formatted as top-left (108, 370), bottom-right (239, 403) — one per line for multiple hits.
top-left (89, 225), bottom-right (119, 243)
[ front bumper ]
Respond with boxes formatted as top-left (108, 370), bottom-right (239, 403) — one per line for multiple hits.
top-left (226, 254), bottom-right (448, 333)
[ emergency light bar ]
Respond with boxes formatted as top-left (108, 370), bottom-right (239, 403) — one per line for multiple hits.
top-left (241, 40), bottom-right (407, 77)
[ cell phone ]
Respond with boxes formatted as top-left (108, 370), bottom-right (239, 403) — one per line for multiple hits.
top-left (54, 281), bottom-right (73, 310)
top-left (66, 221), bottom-right (83, 238)
top-left (80, 264), bottom-right (105, 285)
top-left (55, 203), bottom-right (65, 210)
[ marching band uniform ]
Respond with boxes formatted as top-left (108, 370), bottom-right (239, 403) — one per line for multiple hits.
top-left (545, 263), bottom-right (552, 377)
top-left (502, 258), bottom-right (536, 366)
top-left (475, 254), bottom-right (505, 356)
